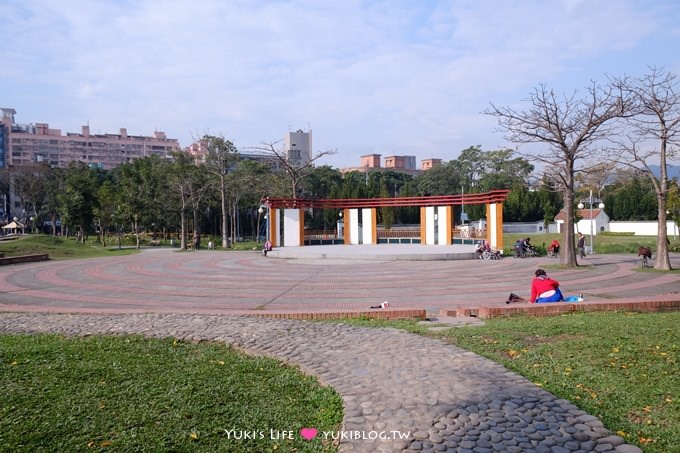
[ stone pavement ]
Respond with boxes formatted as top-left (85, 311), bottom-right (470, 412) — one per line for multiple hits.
top-left (1, 247), bottom-right (675, 451)
top-left (0, 312), bottom-right (641, 453)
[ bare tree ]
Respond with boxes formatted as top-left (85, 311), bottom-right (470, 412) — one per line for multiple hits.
top-left (610, 67), bottom-right (680, 270)
top-left (168, 152), bottom-right (210, 250)
top-left (486, 81), bottom-right (626, 267)
top-left (575, 161), bottom-right (618, 197)
top-left (203, 135), bottom-right (239, 248)
top-left (253, 141), bottom-right (336, 199)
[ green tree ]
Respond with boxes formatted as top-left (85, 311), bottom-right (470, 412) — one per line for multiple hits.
top-left (42, 167), bottom-right (64, 236)
top-left (378, 180), bottom-right (394, 229)
top-left (602, 176), bottom-right (657, 220)
top-left (226, 159), bottom-right (277, 243)
top-left (59, 162), bottom-right (101, 243)
top-left (116, 156), bottom-right (167, 249)
top-left (10, 163), bottom-right (50, 229)
top-left (414, 162), bottom-right (462, 196)
top-left (94, 178), bottom-right (120, 247)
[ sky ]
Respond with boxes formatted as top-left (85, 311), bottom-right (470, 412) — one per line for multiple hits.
top-left (1, 0), bottom-right (679, 169)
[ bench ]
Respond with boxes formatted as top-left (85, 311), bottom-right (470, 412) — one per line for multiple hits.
top-left (0, 254), bottom-right (49, 265)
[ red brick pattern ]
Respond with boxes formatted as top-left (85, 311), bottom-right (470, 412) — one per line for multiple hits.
top-left (442, 299), bottom-right (680, 319)
top-left (251, 309), bottom-right (427, 321)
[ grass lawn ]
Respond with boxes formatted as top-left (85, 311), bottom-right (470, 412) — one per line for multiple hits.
top-left (503, 232), bottom-right (677, 255)
top-left (0, 235), bottom-right (138, 260)
top-left (340, 312), bottom-right (679, 453)
top-left (0, 335), bottom-right (342, 452)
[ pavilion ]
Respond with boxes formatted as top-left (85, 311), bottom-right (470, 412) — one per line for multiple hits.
top-left (262, 189), bottom-right (509, 251)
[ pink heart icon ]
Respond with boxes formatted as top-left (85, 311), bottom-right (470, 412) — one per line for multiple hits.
top-left (300, 428), bottom-right (318, 440)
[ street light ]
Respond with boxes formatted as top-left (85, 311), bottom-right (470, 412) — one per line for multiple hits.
top-left (258, 202), bottom-right (271, 244)
top-left (578, 189), bottom-right (605, 255)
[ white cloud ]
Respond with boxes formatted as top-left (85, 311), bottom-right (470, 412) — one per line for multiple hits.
top-left (2, 0), bottom-right (678, 167)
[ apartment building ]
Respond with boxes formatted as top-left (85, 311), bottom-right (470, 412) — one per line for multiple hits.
top-left (187, 128), bottom-right (312, 170)
top-left (341, 154), bottom-right (439, 176)
top-left (0, 108), bottom-right (180, 170)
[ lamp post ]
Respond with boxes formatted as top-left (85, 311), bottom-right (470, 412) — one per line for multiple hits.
top-left (337, 210), bottom-right (343, 240)
top-left (258, 201), bottom-right (271, 244)
top-left (578, 189), bottom-right (605, 255)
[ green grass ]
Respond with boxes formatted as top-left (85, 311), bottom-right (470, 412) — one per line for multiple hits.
top-left (0, 335), bottom-right (343, 452)
top-left (338, 312), bottom-right (679, 452)
top-left (504, 232), bottom-right (679, 254)
top-left (0, 235), bottom-right (138, 260)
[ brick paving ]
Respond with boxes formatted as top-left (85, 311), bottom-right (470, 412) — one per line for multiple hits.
top-left (1, 246), bottom-right (677, 451)
top-left (0, 247), bottom-right (678, 316)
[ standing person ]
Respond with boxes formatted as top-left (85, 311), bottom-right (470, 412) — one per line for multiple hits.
top-left (530, 269), bottom-right (563, 303)
top-left (577, 233), bottom-right (586, 258)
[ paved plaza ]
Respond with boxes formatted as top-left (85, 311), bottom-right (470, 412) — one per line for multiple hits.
top-left (2, 246), bottom-right (678, 451)
top-left (0, 247), bottom-right (678, 315)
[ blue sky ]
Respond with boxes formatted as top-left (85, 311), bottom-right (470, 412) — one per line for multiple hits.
top-left (1, 0), bottom-right (679, 169)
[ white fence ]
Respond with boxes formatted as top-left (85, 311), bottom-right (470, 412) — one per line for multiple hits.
top-left (503, 220), bottom-right (678, 237)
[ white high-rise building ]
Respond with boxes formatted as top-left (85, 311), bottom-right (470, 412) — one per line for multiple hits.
top-left (284, 129), bottom-right (312, 168)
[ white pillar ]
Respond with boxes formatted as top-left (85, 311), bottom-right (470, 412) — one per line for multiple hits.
top-left (283, 209), bottom-right (301, 247)
top-left (425, 206), bottom-right (436, 245)
top-left (437, 206), bottom-right (448, 245)
top-left (349, 208), bottom-right (360, 245)
top-left (362, 208), bottom-right (374, 245)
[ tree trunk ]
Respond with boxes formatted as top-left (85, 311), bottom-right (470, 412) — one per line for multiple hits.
top-left (220, 176), bottom-right (229, 248)
top-left (655, 199), bottom-right (672, 270)
top-left (134, 214), bottom-right (140, 249)
top-left (180, 210), bottom-right (187, 250)
top-left (193, 207), bottom-right (201, 251)
top-left (560, 157), bottom-right (578, 267)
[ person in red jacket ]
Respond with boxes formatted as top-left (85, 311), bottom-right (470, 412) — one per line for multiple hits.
top-left (530, 268), bottom-right (563, 303)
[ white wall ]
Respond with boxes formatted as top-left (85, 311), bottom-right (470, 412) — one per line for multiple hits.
top-left (503, 222), bottom-right (549, 234)
top-left (609, 221), bottom-right (677, 236)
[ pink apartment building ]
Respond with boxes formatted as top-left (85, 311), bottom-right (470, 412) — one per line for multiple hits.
top-left (0, 108), bottom-right (180, 170)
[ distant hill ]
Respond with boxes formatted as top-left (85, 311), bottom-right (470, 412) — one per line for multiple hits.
top-left (649, 164), bottom-right (680, 179)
